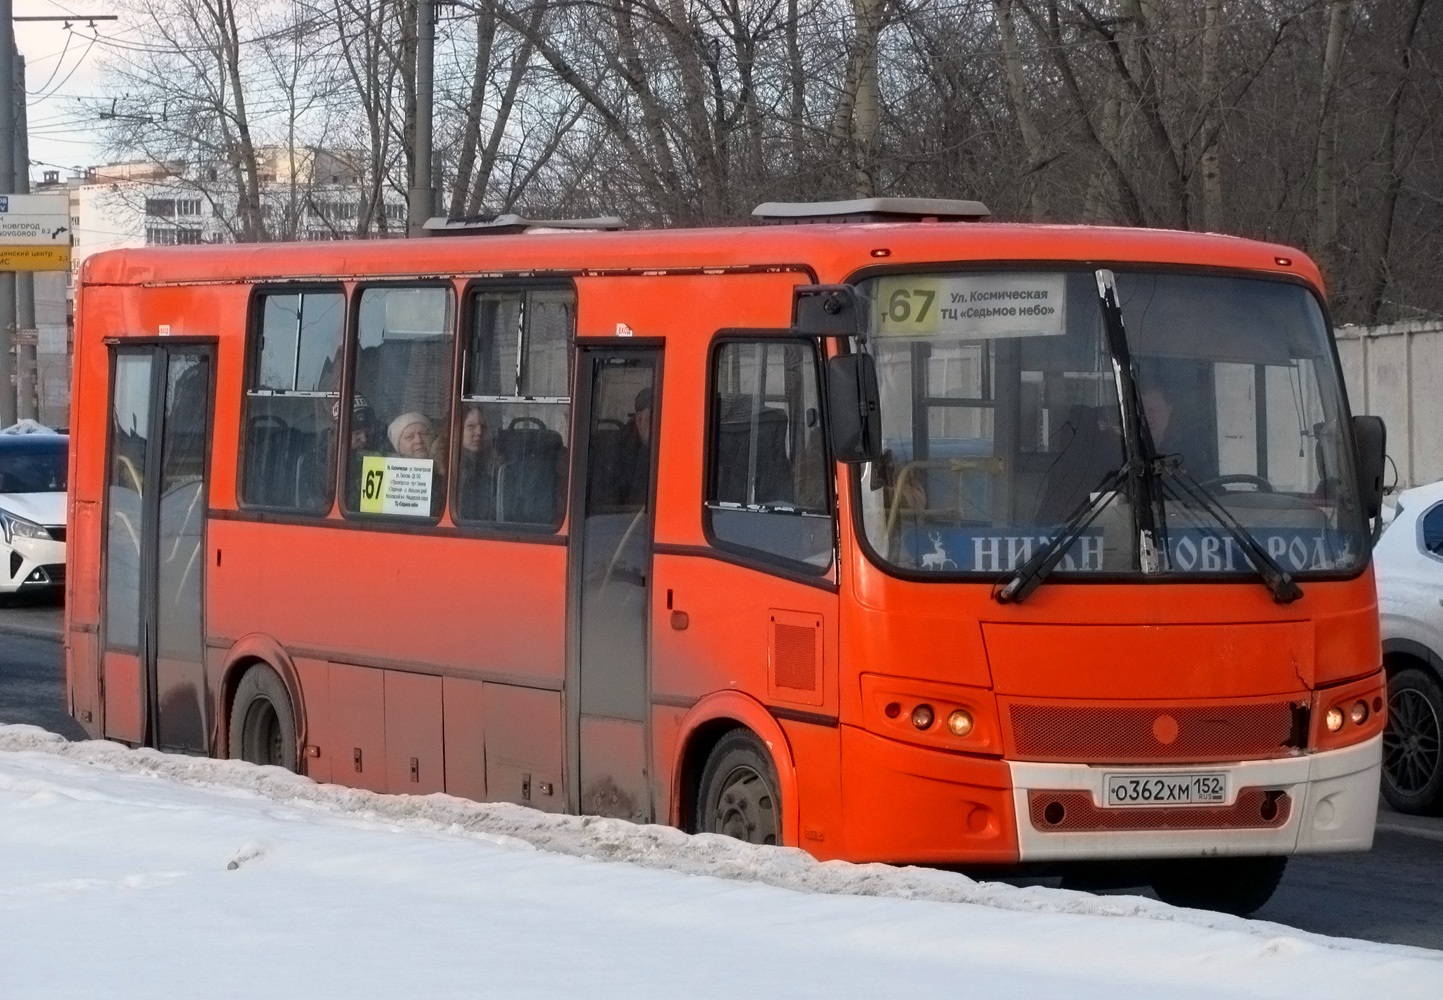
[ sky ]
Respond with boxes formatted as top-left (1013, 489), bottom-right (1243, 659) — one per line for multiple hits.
top-left (15, 0), bottom-right (123, 182)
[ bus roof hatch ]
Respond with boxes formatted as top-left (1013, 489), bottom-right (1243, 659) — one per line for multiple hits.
top-left (751, 197), bottom-right (990, 225)
top-left (422, 214), bottom-right (625, 236)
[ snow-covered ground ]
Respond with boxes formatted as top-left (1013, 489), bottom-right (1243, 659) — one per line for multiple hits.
top-left (1, 724), bottom-right (1438, 999)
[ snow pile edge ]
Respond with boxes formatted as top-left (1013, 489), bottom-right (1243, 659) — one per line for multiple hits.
top-left (0, 724), bottom-right (1433, 959)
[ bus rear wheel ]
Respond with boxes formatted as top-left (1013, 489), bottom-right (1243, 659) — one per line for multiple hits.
top-left (696, 729), bottom-right (780, 846)
top-left (1149, 855), bottom-right (1287, 916)
top-left (229, 664), bottom-right (298, 772)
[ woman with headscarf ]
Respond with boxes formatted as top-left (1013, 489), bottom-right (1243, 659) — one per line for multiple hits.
top-left (388, 412), bottom-right (436, 459)
top-left (378, 411), bottom-right (445, 516)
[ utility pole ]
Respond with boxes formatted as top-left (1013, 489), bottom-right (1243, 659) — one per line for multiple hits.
top-left (0, 0), bottom-right (16, 427)
top-left (3, 14), bottom-right (116, 425)
top-left (407, 0), bottom-right (435, 237)
top-left (15, 51), bottom-right (34, 420)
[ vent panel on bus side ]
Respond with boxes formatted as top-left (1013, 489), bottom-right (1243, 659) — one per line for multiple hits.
top-left (769, 610), bottom-right (824, 706)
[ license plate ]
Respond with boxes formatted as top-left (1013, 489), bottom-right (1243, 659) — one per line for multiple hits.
top-left (1103, 771), bottom-right (1227, 807)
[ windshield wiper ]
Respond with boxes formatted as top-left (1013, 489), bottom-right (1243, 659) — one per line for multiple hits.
top-left (1095, 270), bottom-right (1168, 574)
top-left (995, 467), bottom-right (1125, 603)
top-left (1154, 458), bottom-right (1303, 604)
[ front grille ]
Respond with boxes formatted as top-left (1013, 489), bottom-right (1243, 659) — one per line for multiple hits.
top-left (1028, 788), bottom-right (1292, 832)
top-left (46, 526), bottom-right (65, 542)
top-left (1008, 700), bottom-right (1301, 763)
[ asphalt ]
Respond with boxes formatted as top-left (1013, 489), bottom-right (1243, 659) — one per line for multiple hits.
top-left (2, 598), bottom-right (1439, 949)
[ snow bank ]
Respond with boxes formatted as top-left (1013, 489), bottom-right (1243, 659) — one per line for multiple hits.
top-left (1, 724), bottom-right (1439, 998)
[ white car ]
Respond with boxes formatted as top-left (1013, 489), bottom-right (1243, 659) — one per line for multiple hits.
top-left (1374, 479), bottom-right (1443, 814)
top-left (0, 432), bottom-right (67, 597)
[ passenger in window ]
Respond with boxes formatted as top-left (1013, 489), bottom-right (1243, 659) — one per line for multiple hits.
top-left (387, 411), bottom-right (446, 516)
top-left (348, 396), bottom-right (380, 453)
top-left (388, 412), bottom-right (438, 460)
top-left (457, 404), bottom-right (501, 520)
top-left (1141, 383), bottom-right (1217, 482)
top-left (1142, 386), bottom-right (1173, 454)
top-left (615, 388), bottom-right (653, 508)
top-left (344, 396), bottom-right (384, 510)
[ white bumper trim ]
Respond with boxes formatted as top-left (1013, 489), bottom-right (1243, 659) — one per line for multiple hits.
top-left (1007, 735), bottom-right (1381, 861)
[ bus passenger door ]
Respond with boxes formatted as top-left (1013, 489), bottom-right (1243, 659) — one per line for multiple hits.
top-left (101, 344), bottom-right (213, 753)
top-left (568, 347), bottom-right (660, 821)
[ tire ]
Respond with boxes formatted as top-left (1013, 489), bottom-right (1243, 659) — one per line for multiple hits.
top-left (1381, 666), bottom-right (1443, 815)
top-left (695, 729), bottom-right (781, 846)
top-left (228, 664), bottom-right (298, 772)
top-left (1149, 856), bottom-right (1287, 916)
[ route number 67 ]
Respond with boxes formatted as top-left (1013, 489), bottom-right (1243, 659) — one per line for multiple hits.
top-left (877, 278), bottom-right (941, 334)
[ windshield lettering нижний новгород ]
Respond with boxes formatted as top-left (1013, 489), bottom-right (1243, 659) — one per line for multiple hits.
top-left (856, 268), bottom-right (1366, 584)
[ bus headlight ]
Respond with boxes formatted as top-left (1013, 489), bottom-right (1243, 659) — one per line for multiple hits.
top-left (947, 709), bottom-right (974, 737)
top-left (911, 704), bottom-right (934, 730)
top-left (1350, 701), bottom-right (1369, 725)
top-left (1325, 706), bottom-right (1345, 732)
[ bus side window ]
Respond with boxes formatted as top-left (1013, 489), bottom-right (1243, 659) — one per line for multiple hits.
top-left (454, 287), bottom-right (573, 531)
top-left (705, 340), bottom-right (833, 571)
top-left (343, 286), bottom-right (456, 519)
top-left (240, 290), bottom-right (344, 513)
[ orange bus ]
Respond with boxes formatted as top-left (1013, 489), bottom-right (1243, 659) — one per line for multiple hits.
top-left (64, 198), bottom-right (1389, 914)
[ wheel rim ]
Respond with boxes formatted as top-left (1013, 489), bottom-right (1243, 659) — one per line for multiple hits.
top-left (1383, 687), bottom-right (1442, 795)
top-left (711, 763), bottom-right (778, 845)
top-left (241, 698), bottom-right (284, 767)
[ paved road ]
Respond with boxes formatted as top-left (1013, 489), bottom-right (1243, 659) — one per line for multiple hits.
top-left (0, 595), bottom-right (83, 741)
top-left (2, 599), bottom-right (1439, 949)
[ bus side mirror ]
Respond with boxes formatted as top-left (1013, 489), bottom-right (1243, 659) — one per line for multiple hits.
top-left (1352, 415), bottom-right (1386, 520)
top-left (794, 284), bottom-right (861, 337)
top-left (827, 354), bottom-right (882, 464)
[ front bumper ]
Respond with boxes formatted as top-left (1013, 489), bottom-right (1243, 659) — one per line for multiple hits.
top-left (1008, 734), bottom-right (1381, 861)
top-left (2, 535), bottom-right (65, 594)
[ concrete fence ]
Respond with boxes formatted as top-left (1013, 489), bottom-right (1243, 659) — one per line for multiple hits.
top-left (1336, 320), bottom-right (1443, 491)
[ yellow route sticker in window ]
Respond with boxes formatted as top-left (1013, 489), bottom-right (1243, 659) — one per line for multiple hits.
top-left (359, 455), bottom-right (387, 513)
top-left (876, 277), bottom-right (942, 336)
top-left (359, 455), bottom-right (434, 516)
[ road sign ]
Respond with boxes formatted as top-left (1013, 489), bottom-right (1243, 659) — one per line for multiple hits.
top-left (0, 194), bottom-right (72, 271)
top-left (0, 246), bottom-right (70, 271)
top-left (0, 193), bottom-right (72, 271)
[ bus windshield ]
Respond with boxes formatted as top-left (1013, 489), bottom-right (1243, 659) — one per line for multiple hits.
top-left (857, 269), bottom-right (1367, 579)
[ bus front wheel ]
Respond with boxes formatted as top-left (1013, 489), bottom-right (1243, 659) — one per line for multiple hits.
top-left (695, 729), bottom-right (781, 846)
top-left (229, 664), bottom-right (298, 772)
top-left (1149, 855), bottom-right (1287, 916)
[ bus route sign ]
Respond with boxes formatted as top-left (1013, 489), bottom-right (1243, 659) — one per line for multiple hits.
top-left (359, 456), bottom-right (434, 516)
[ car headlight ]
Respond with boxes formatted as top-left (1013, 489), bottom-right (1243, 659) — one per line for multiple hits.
top-left (0, 508), bottom-right (49, 544)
